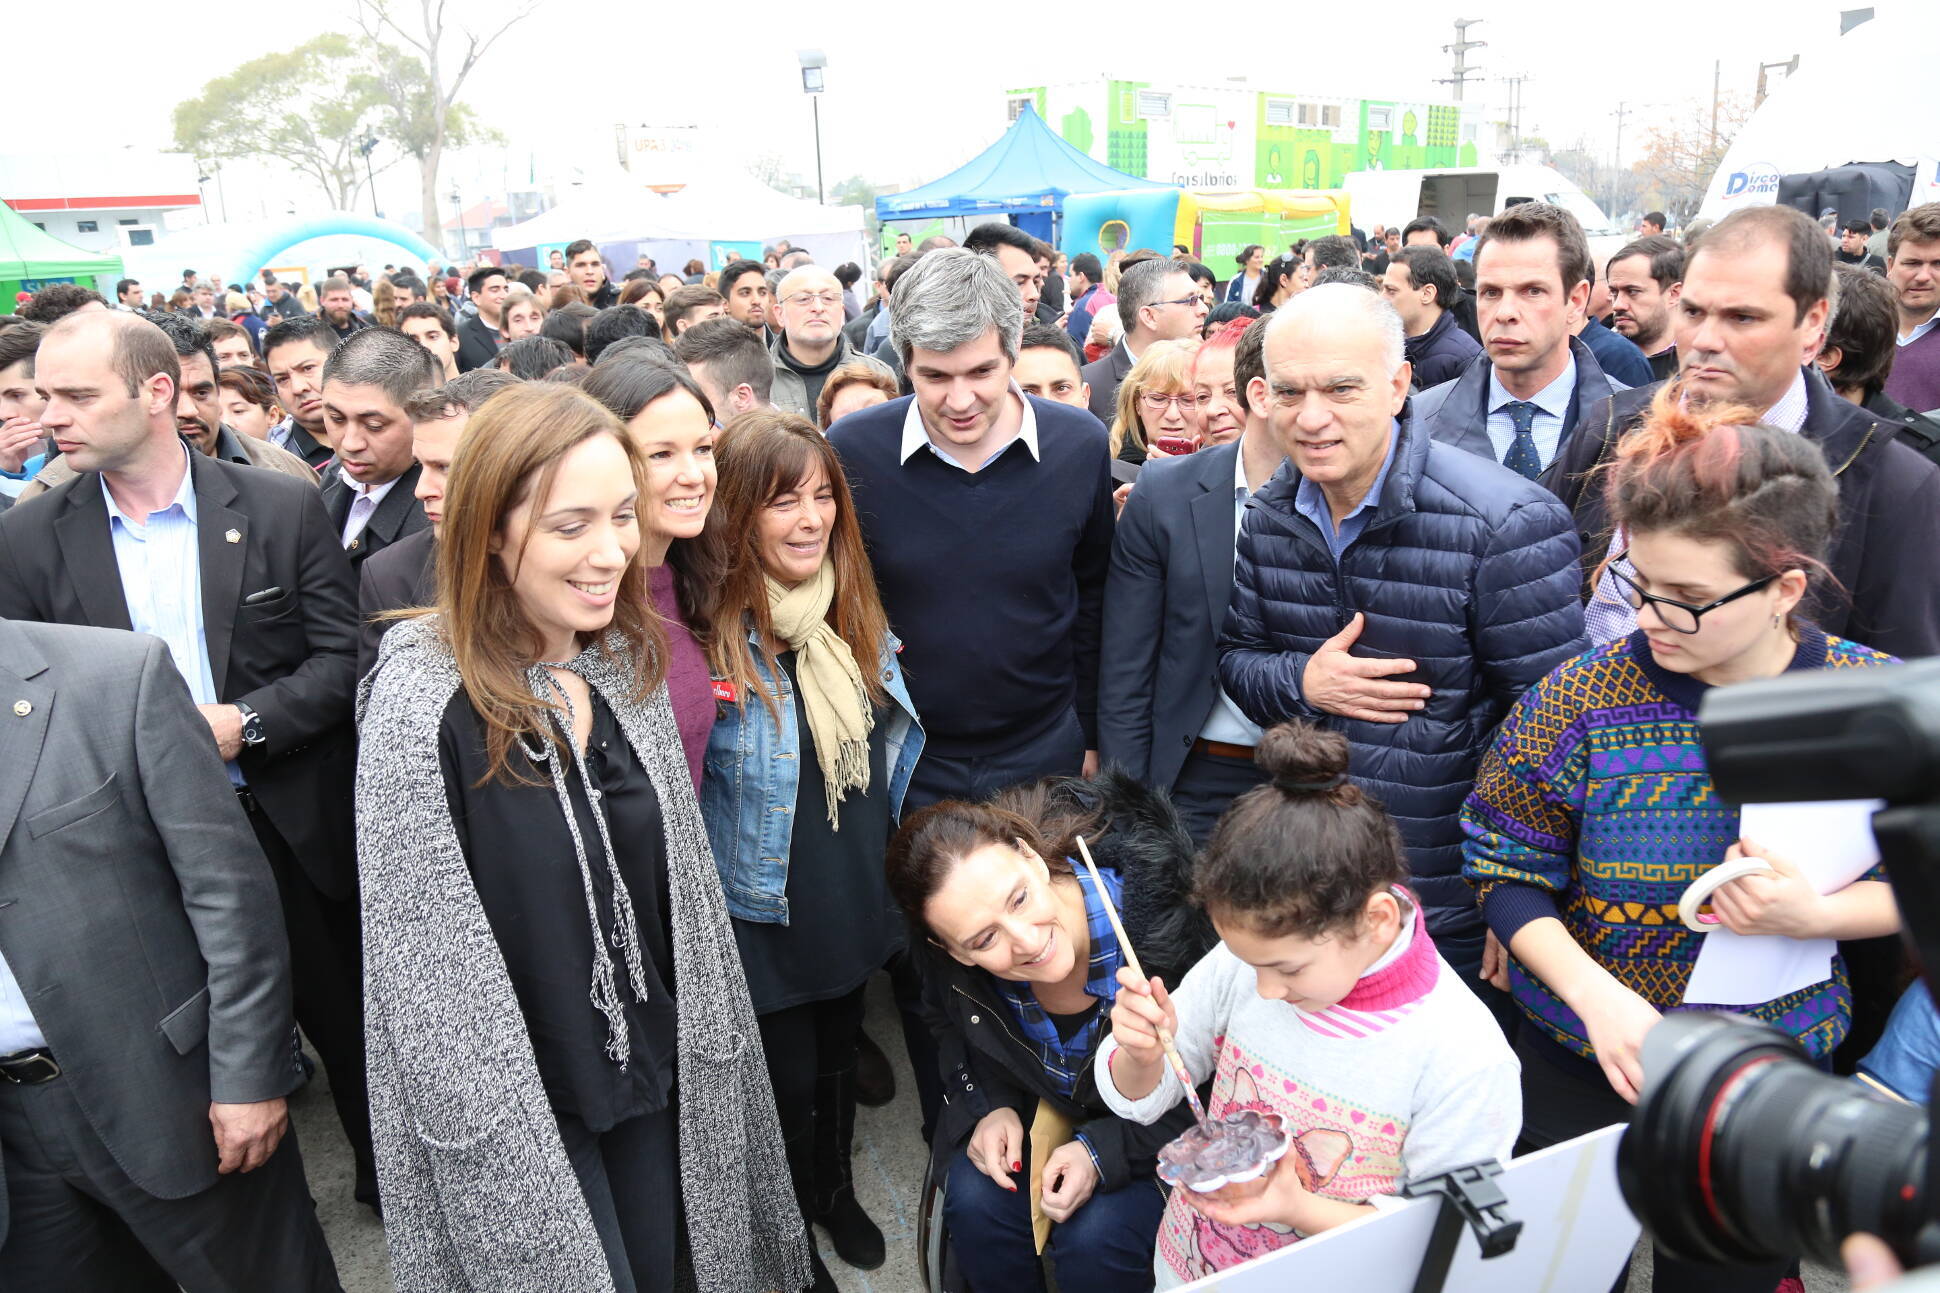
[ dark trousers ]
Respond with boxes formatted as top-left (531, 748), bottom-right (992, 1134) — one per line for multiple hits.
top-left (0, 1072), bottom-right (340, 1293)
top-left (758, 984), bottom-right (869, 1220)
top-left (559, 1104), bottom-right (678, 1293)
top-left (1169, 747), bottom-right (1268, 847)
top-left (895, 706), bottom-right (1089, 1142)
top-left (1514, 1029), bottom-right (1787, 1293)
top-left (245, 799), bottom-right (377, 1204)
top-left (943, 1146), bottom-right (1165, 1293)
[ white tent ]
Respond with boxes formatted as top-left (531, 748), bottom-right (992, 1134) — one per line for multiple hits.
top-left (1699, 6), bottom-right (1940, 221)
top-left (494, 160), bottom-right (867, 266)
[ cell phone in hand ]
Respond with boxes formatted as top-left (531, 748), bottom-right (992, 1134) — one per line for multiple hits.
top-left (1154, 436), bottom-right (1199, 456)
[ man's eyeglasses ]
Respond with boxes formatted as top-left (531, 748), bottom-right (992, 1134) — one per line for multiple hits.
top-left (1607, 551), bottom-right (1777, 634)
top-left (783, 291), bottom-right (843, 310)
top-left (1139, 391), bottom-right (1194, 413)
top-left (1154, 294), bottom-right (1206, 310)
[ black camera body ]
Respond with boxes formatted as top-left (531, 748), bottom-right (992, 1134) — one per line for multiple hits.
top-left (1617, 657), bottom-right (1940, 1269)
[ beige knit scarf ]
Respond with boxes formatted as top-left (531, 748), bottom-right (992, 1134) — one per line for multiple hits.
top-left (765, 561), bottom-right (874, 826)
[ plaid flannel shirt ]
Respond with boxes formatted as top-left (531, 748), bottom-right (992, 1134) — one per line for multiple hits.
top-left (992, 862), bottom-right (1125, 1097)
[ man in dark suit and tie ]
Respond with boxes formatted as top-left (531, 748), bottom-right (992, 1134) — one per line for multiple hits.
top-left (0, 309), bottom-right (377, 1214)
top-left (357, 368), bottom-right (520, 674)
top-left (1098, 317), bottom-right (1283, 843)
top-left (0, 617), bottom-right (340, 1288)
top-left (317, 325), bottom-right (438, 569)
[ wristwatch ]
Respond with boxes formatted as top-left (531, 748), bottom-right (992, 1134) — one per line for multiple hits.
top-left (234, 701), bottom-right (266, 748)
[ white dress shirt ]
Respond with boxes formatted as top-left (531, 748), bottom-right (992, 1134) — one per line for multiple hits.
top-left (898, 383), bottom-right (1041, 472)
top-left (1485, 362), bottom-right (1578, 471)
top-left (338, 468), bottom-right (400, 547)
top-left (1199, 442), bottom-right (1266, 748)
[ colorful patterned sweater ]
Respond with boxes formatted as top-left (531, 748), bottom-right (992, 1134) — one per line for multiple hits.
top-left (1096, 899), bottom-right (1519, 1288)
top-left (1462, 626), bottom-right (1894, 1060)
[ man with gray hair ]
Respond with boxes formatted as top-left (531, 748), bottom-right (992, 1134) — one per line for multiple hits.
top-left (318, 325), bottom-right (440, 567)
top-left (827, 247), bottom-right (1115, 1136)
top-left (1218, 284), bottom-right (1585, 1004)
top-left (1081, 255), bottom-right (1207, 422)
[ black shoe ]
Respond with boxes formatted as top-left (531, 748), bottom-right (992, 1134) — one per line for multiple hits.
top-left (815, 1187), bottom-right (885, 1271)
top-left (805, 1236), bottom-right (839, 1293)
top-left (855, 1029), bottom-right (895, 1107)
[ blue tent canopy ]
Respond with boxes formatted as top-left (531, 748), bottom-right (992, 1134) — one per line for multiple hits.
top-left (876, 104), bottom-right (1171, 223)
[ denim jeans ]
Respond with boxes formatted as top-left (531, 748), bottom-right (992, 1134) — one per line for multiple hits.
top-left (943, 1146), bottom-right (1166, 1293)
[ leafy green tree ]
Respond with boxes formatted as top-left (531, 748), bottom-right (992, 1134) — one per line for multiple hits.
top-left (172, 33), bottom-right (392, 211)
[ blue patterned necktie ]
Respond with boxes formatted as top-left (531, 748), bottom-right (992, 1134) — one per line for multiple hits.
top-left (1502, 400), bottom-right (1544, 480)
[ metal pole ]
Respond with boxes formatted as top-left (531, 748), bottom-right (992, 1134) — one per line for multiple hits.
top-left (812, 95), bottom-right (825, 204)
top-left (366, 153), bottom-right (379, 217)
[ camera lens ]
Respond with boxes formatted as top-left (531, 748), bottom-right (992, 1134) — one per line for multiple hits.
top-left (1618, 1013), bottom-right (1929, 1267)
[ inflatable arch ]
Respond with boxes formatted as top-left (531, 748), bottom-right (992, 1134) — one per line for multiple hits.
top-left (228, 212), bottom-right (441, 286)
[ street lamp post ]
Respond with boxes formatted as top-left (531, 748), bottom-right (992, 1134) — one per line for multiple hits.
top-left (358, 135), bottom-right (382, 218)
top-left (798, 49), bottom-right (826, 204)
top-left (450, 185), bottom-right (464, 259)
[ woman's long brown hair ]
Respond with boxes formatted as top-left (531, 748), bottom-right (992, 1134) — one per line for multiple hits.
top-left (705, 409), bottom-right (890, 720)
top-left (435, 382), bottom-right (667, 785)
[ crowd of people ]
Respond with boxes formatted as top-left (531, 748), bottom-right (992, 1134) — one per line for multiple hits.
top-left (2, 194), bottom-right (1940, 1293)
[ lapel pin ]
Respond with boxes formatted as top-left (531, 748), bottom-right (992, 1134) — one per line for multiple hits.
top-left (225, 529), bottom-right (241, 544)
top-left (11, 700), bottom-right (30, 717)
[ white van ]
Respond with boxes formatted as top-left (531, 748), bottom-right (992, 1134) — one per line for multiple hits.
top-left (1341, 164), bottom-right (1624, 240)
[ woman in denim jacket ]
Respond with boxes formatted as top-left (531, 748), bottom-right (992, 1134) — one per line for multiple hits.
top-left (702, 410), bottom-right (924, 1293)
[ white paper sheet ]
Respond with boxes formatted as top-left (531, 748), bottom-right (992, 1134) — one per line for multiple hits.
top-left (1681, 799), bottom-right (1884, 1007)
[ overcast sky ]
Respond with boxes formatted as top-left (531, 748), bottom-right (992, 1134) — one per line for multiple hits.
top-left (14, 0), bottom-right (1891, 221)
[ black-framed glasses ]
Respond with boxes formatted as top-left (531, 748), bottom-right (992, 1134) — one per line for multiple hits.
top-left (1154, 294), bottom-right (1206, 310)
top-left (1607, 550), bottom-right (1776, 634)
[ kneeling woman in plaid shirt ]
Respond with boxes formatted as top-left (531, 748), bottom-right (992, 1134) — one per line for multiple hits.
top-left (888, 773), bottom-right (1217, 1292)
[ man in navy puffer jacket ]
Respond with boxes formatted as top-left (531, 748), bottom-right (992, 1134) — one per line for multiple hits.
top-left (1218, 286), bottom-right (1587, 991)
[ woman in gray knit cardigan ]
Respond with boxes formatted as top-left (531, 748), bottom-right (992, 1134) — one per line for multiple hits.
top-left (355, 383), bottom-right (809, 1293)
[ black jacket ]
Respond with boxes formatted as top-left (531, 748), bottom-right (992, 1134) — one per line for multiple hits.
top-left (1865, 389), bottom-right (1940, 468)
top-left (1403, 308), bottom-right (1482, 392)
top-left (356, 526), bottom-right (436, 677)
top-left (1081, 338), bottom-right (1134, 426)
top-left (321, 464), bottom-right (429, 569)
top-left (921, 772), bottom-right (1216, 1191)
top-left (1099, 441), bottom-right (1245, 790)
top-left (455, 311), bottom-right (501, 374)
top-left (282, 420), bottom-right (333, 470)
top-left (0, 452), bottom-right (360, 897)
top-left (1553, 368), bottom-right (1940, 659)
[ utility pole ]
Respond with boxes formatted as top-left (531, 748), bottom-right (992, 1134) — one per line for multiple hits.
top-left (1501, 75), bottom-right (1529, 161)
top-left (1438, 19), bottom-right (1487, 101)
top-left (1613, 101), bottom-right (1630, 172)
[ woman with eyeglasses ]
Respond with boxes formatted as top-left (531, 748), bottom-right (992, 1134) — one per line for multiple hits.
top-left (1461, 390), bottom-right (1899, 1293)
top-left (1109, 339), bottom-right (1200, 467)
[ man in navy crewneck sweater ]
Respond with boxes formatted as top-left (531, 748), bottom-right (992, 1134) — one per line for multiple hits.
top-left (830, 248), bottom-right (1114, 803)
top-left (829, 248), bottom-right (1114, 1144)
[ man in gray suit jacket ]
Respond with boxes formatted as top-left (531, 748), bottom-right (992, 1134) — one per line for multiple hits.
top-left (1098, 318), bottom-right (1283, 842)
top-left (0, 618), bottom-right (339, 1289)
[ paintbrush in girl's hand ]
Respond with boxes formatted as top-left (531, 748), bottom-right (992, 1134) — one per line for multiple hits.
top-left (1076, 835), bottom-right (1207, 1123)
